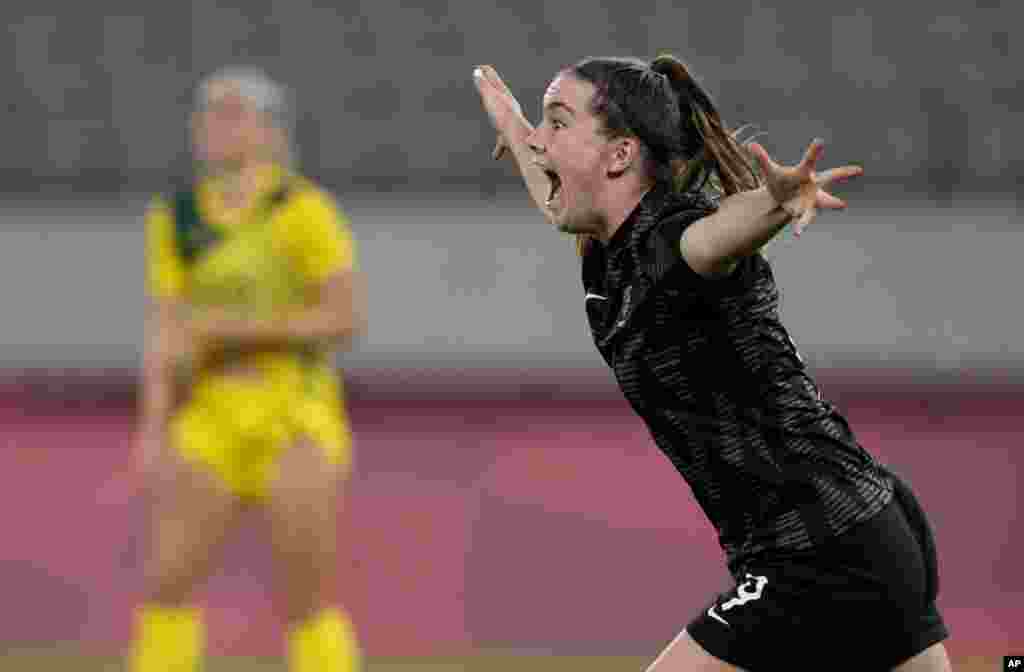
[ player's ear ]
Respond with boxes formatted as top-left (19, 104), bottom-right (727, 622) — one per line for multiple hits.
top-left (607, 136), bottom-right (641, 177)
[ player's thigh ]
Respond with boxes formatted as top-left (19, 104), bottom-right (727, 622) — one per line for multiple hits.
top-left (264, 398), bottom-right (351, 552)
top-left (262, 435), bottom-right (345, 620)
top-left (892, 643), bottom-right (952, 672)
top-left (264, 434), bottom-right (344, 566)
top-left (142, 449), bottom-right (240, 597)
top-left (646, 629), bottom-right (743, 672)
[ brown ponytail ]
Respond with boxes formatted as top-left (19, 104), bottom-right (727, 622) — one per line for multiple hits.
top-left (568, 54), bottom-right (762, 257)
top-left (649, 54), bottom-right (761, 197)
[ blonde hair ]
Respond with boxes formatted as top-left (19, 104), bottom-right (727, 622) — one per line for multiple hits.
top-left (193, 66), bottom-right (297, 169)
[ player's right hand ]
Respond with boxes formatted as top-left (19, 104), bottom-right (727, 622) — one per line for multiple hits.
top-left (473, 65), bottom-right (529, 160)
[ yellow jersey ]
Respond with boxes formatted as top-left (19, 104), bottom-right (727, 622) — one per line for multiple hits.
top-left (144, 165), bottom-right (357, 494)
top-left (145, 164), bottom-right (356, 391)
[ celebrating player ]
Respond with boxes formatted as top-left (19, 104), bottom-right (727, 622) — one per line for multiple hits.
top-left (474, 56), bottom-right (950, 671)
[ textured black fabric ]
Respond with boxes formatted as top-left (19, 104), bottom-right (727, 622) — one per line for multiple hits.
top-left (687, 487), bottom-right (948, 670)
top-left (582, 186), bottom-right (893, 572)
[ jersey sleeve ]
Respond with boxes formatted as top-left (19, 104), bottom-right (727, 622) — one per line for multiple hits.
top-left (286, 189), bottom-right (358, 284)
top-left (651, 205), bottom-right (717, 280)
top-left (144, 196), bottom-right (186, 298)
top-left (656, 198), bottom-right (754, 286)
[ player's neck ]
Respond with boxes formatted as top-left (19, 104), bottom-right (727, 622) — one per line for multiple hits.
top-left (597, 178), bottom-right (654, 243)
top-left (217, 160), bottom-right (277, 209)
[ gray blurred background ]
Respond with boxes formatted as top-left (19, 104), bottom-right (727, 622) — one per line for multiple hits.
top-left (1, 1), bottom-right (1021, 668)
top-left (0, 0), bottom-right (1020, 374)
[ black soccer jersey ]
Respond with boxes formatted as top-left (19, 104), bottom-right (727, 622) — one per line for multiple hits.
top-left (582, 186), bottom-right (893, 573)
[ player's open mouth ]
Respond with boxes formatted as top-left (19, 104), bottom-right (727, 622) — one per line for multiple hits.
top-left (544, 169), bottom-right (563, 209)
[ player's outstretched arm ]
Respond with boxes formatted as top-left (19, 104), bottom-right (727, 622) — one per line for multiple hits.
top-left (473, 65), bottom-right (553, 220)
top-left (680, 139), bottom-right (863, 277)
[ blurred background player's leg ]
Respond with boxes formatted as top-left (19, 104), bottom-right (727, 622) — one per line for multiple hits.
top-left (895, 643), bottom-right (953, 672)
top-left (645, 629), bottom-right (738, 672)
top-left (266, 437), bottom-right (360, 672)
top-left (129, 454), bottom-right (241, 672)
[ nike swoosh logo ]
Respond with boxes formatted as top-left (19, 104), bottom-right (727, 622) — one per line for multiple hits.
top-left (707, 606), bottom-right (730, 627)
top-left (585, 293), bottom-right (608, 301)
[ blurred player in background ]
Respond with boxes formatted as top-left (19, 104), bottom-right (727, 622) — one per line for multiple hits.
top-left (475, 57), bottom-right (951, 671)
top-left (130, 67), bottom-right (365, 672)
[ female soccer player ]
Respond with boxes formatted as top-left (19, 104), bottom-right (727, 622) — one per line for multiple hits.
top-left (130, 67), bottom-right (364, 672)
top-left (474, 57), bottom-right (951, 671)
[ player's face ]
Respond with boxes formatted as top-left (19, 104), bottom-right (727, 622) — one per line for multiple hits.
top-left (527, 73), bottom-right (619, 235)
top-left (193, 83), bottom-right (273, 167)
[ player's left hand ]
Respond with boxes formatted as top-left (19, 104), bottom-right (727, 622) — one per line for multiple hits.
top-left (748, 139), bottom-right (863, 236)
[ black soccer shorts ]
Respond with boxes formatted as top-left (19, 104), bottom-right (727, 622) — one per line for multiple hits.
top-left (687, 475), bottom-right (948, 670)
